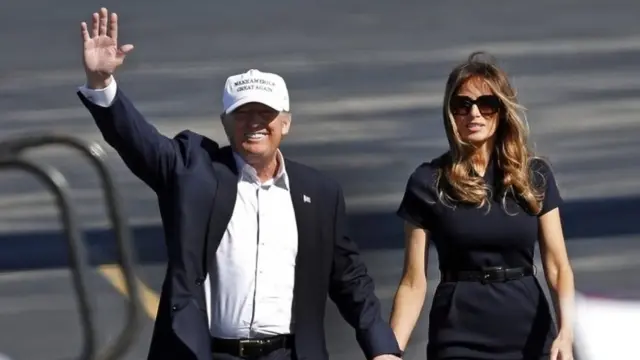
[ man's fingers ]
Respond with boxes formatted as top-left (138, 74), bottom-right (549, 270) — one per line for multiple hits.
top-left (99, 8), bottom-right (108, 36)
top-left (109, 12), bottom-right (118, 43)
top-left (81, 22), bottom-right (90, 42)
top-left (88, 8), bottom-right (117, 40)
top-left (91, 12), bottom-right (99, 38)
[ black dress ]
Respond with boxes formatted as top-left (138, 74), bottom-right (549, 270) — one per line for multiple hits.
top-left (396, 154), bottom-right (561, 360)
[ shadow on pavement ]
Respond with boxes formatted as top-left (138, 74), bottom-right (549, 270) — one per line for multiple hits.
top-left (1, 194), bottom-right (638, 272)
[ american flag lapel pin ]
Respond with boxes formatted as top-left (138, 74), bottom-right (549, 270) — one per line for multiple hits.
top-left (303, 194), bottom-right (311, 203)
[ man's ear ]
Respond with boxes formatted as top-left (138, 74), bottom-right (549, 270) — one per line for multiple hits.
top-left (220, 112), bottom-right (234, 140)
top-left (281, 112), bottom-right (292, 136)
top-left (221, 112), bottom-right (234, 128)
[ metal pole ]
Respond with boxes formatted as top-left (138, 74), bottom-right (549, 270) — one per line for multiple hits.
top-left (0, 158), bottom-right (97, 360)
top-left (0, 132), bottom-right (143, 360)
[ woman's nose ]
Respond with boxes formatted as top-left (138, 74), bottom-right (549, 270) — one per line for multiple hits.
top-left (469, 104), bottom-right (482, 117)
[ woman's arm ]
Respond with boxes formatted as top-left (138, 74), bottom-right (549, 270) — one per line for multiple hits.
top-left (539, 207), bottom-right (575, 339)
top-left (389, 221), bottom-right (429, 350)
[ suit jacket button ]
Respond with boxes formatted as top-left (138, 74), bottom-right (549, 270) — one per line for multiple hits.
top-left (171, 305), bottom-right (178, 311)
top-left (195, 278), bottom-right (204, 286)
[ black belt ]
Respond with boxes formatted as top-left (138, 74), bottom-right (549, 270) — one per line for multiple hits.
top-left (441, 266), bottom-right (534, 284)
top-left (212, 334), bottom-right (293, 357)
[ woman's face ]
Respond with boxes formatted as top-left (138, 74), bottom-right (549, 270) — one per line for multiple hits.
top-left (449, 77), bottom-right (501, 146)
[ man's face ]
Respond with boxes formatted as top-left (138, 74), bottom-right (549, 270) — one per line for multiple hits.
top-left (222, 102), bottom-right (291, 161)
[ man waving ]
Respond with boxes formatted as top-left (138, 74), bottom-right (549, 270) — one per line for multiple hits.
top-left (78, 8), bottom-right (401, 360)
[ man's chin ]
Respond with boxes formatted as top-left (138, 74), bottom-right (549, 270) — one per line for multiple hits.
top-left (239, 143), bottom-right (272, 159)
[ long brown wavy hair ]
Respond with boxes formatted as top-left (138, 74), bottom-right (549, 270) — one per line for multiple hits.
top-left (436, 51), bottom-right (545, 214)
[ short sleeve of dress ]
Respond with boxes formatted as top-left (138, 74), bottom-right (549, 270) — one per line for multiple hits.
top-left (531, 158), bottom-right (563, 216)
top-left (396, 163), bottom-right (439, 230)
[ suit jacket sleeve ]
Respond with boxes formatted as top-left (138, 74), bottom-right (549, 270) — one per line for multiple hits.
top-left (77, 77), bottom-right (180, 192)
top-left (328, 185), bottom-right (401, 359)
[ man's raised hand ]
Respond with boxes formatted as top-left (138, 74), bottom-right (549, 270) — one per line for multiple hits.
top-left (81, 8), bottom-right (134, 89)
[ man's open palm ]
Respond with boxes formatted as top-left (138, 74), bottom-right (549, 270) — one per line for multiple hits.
top-left (81, 8), bottom-right (134, 84)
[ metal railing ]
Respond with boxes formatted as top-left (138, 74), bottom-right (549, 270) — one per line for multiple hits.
top-left (0, 133), bottom-right (143, 360)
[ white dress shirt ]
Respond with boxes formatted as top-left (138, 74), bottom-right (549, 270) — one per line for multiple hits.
top-left (78, 77), bottom-right (299, 339)
top-left (206, 152), bottom-right (298, 338)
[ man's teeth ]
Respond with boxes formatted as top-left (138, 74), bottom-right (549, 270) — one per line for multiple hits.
top-left (246, 132), bottom-right (267, 139)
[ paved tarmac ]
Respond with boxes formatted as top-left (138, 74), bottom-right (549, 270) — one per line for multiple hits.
top-left (1, 0), bottom-right (640, 359)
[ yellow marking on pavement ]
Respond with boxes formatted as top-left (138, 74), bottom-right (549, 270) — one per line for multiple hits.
top-left (98, 264), bottom-right (160, 320)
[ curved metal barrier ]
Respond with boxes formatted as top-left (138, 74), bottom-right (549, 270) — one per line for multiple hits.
top-left (0, 133), bottom-right (142, 360)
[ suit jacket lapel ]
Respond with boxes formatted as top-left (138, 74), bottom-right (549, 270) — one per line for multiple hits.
top-left (286, 160), bottom-right (316, 316)
top-left (172, 145), bottom-right (237, 358)
top-left (204, 146), bottom-right (238, 277)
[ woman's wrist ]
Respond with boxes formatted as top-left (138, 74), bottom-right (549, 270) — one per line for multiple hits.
top-left (557, 327), bottom-right (574, 340)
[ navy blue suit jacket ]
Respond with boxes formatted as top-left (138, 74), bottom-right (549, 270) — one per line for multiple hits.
top-left (77, 87), bottom-right (400, 360)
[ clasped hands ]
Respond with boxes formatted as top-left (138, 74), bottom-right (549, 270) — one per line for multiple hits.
top-left (372, 355), bottom-right (401, 360)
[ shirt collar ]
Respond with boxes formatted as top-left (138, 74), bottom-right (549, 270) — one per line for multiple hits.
top-left (232, 150), bottom-right (290, 189)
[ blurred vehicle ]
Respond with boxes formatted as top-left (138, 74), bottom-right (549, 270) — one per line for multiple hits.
top-left (574, 292), bottom-right (640, 360)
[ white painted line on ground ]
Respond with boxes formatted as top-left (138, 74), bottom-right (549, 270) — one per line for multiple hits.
top-left (0, 215), bottom-right (161, 233)
top-left (3, 249), bottom-right (640, 295)
top-left (570, 252), bottom-right (640, 273)
top-left (3, 91), bottom-right (442, 124)
top-left (0, 294), bottom-right (79, 314)
top-left (5, 34), bottom-right (640, 91)
top-left (0, 268), bottom-right (71, 283)
top-left (372, 250), bottom-right (640, 299)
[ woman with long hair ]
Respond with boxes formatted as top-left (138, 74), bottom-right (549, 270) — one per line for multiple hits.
top-left (390, 52), bottom-right (575, 360)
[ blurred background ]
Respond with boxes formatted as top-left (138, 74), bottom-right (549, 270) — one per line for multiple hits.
top-left (1, 0), bottom-right (639, 359)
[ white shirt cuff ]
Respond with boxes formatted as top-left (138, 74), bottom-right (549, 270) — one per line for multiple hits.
top-left (77, 76), bottom-right (118, 107)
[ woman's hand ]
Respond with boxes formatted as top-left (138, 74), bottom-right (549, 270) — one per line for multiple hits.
top-left (550, 331), bottom-right (574, 360)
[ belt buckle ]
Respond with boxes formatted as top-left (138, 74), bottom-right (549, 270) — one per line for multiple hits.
top-left (480, 266), bottom-right (504, 284)
top-left (238, 339), bottom-right (263, 357)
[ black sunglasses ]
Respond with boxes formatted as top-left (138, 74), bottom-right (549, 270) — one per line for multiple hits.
top-left (449, 95), bottom-right (501, 116)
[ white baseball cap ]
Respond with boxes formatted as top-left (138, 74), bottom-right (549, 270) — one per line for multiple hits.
top-left (222, 69), bottom-right (290, 114)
